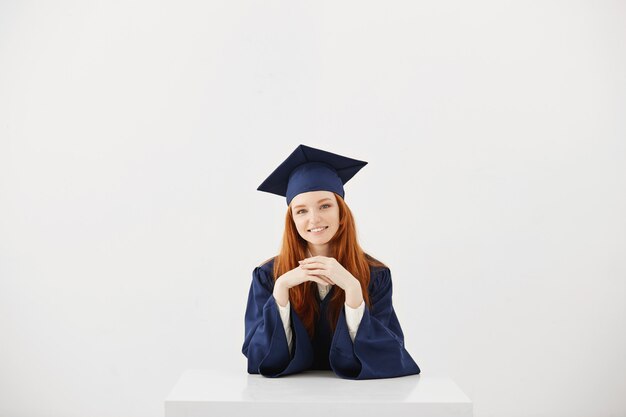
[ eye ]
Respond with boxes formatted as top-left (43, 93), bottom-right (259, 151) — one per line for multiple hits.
top-left (321, 204), bottom-right (331, 209)
top-left (296, 209), bottom-right (306, 214)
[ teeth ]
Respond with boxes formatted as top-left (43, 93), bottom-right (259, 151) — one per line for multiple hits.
top-left (309, 226), bottom-right (327, 232)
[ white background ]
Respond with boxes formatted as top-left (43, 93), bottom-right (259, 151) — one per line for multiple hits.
top-left (1, 1), bottom-right (625, 416)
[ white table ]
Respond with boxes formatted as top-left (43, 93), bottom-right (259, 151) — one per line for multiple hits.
top-left (164, 369), bottom-right (472, 417)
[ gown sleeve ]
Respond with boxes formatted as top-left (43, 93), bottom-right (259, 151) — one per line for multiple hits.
top-left (276, 301), bottom-right (294, 354)
top-left (242, 266), bottom-right (314, 377)
top-left (344, 301), bottom-right (365, 342)
top-left (329, 267), bottom-right (421, 380)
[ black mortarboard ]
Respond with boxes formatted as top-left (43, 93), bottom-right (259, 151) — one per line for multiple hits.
top-left (257, 144), bottom-right (368, 205)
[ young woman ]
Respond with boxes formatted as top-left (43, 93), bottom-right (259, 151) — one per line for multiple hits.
top-left (242, 144), bottom-right (421, 380)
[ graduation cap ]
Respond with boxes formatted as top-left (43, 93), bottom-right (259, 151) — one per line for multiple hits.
top-left (257, 144), bottom-right (368, 205)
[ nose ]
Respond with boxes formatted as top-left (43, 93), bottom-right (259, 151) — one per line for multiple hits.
top-left (309, 208), bottom-right (322, 223)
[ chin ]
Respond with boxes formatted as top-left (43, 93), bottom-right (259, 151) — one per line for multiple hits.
top-left (311, 239), bottom-right (331, 245)
top-left (301, 235), bottom-right (326, 245)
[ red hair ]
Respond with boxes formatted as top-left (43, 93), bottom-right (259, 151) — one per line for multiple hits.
top-left (262, 193), bottom-right (386, 340)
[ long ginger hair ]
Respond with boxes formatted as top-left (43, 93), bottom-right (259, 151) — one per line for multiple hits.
top-left (263, 193), bottom-right (386, 340)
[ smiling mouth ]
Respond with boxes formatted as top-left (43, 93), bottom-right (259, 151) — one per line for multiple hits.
top-left (308, 226), bottom-right (329, 232)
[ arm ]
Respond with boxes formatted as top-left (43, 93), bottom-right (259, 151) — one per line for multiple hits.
top-left (344, 300), bottom-right (365, 343)
top-left (242, 266), bottom-right (312, 376)
top-left (276, 300), bottom-right (294, 356)
top-left (329, 267), bottom-right (421, 379)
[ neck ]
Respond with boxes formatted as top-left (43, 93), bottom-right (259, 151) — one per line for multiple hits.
top-left (307, 243), bottom-right (331, 257)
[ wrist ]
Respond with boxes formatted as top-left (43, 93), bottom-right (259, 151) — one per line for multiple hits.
top-left (346, 279), bottom-right (361, 294)
top-left (345, 281), bottom-right (363, 308)
top-left (273, 279), bottom-right (290, 307)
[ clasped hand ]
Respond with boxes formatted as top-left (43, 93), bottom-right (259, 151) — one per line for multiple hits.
top-left (298, 256), bottom-right (359, 291)
top-left (274, 256), bottom-right (364, 308)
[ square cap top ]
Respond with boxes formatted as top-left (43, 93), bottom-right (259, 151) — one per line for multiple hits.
top-left (257, 144), bottom-right (368, 205)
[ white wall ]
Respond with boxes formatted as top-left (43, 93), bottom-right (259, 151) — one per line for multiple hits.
top-left (1, 1), bottom-right (625, 416)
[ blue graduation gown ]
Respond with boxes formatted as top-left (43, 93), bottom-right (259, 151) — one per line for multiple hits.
top-left (242, 258), bottom-right (421, 380)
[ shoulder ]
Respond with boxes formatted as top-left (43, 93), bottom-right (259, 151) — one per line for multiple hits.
top-left (363, 251), bottom-right (392, 295)
top-left (365, 253), bottom-right (389, 275)
top-left (252, 256), bottom-right (276, 289)
top-left (257, 256), bottom-right (276, 273)
top-left (365, 253), bottom-right (388, 270)
top-left (369, 265), bottom-right (391, 282)
top-left (367, 258), bottom-right (392, 291)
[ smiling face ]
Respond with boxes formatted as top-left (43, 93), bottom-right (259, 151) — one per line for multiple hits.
top-left (290, 190), bottom-right (340, 249)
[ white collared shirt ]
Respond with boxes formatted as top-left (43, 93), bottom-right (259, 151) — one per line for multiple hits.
top-left (276, 282), bottom-right (365, 355)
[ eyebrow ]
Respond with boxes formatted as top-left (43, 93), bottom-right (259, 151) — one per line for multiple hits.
top-left (292, 198), bottom-right (333, 210)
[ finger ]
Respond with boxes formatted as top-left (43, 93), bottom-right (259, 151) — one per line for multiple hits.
top-left (299, 262), bottom-right (325, 269)
top-left (301, 256), bottom-right (325, 263)
top-left (321, 276), bottom-right (335, 285)
top-left (308, 271), bottom-right (335, 285)
top-left (310, 275), bottom-right (334, 285)
top-left (299, 259), bottom-right (322, 265)
top-left (309, 276), bottom-right (331, 286)
top-left (306, 268), bottom-right (328, 276)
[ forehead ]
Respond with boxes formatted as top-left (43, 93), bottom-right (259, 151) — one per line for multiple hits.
top-left (290, 190), bottom-right (336, 207)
